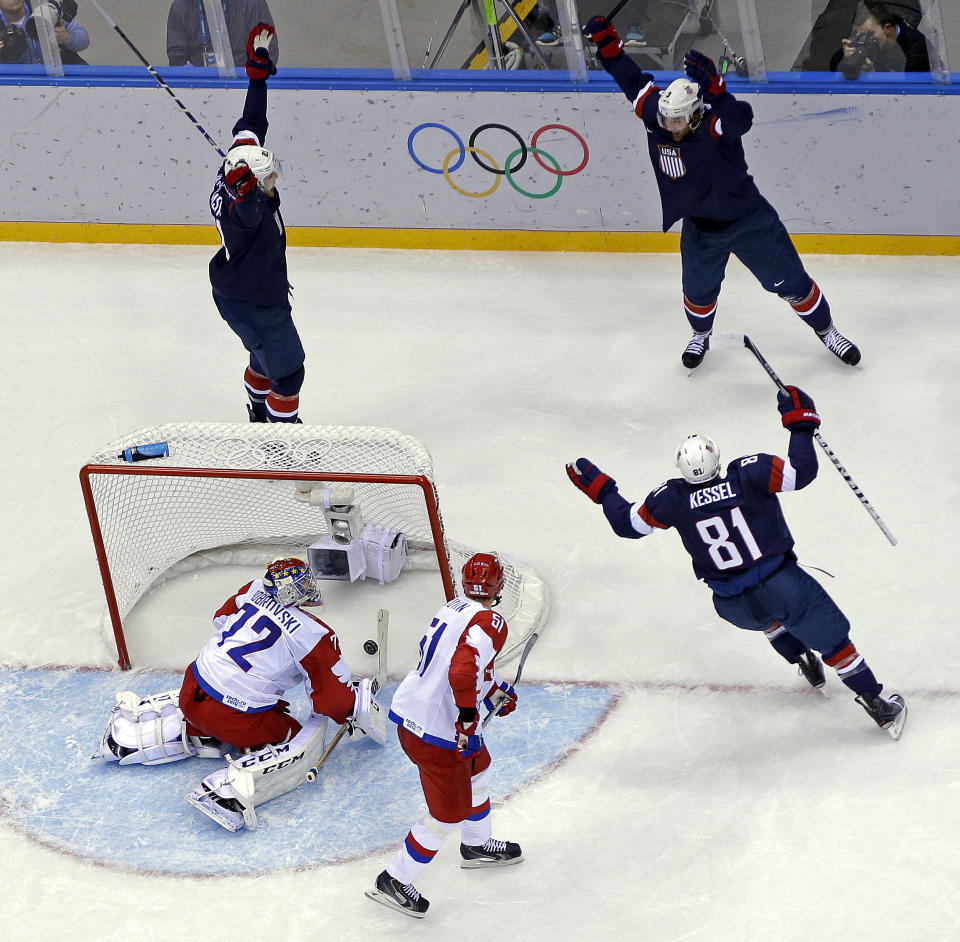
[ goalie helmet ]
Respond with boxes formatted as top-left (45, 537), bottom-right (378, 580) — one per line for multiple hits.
top-left (462, 552), bottom-right (505, 604)
top-left (223, 143), bottom-right (280, 187)
top-left (657, 78), bottom-right (704, 131)
top-left (263, 558), bottom-right (321, 607)
top-left (676, 433), bottom-right (721, 484)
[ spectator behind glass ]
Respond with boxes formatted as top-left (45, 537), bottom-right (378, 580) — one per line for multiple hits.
top-left (167, 0), bottom-right (278, 67)
top-left (830, 0), bottom-right (930, 77)
top-left (0, 0), bottom-right (89, 64)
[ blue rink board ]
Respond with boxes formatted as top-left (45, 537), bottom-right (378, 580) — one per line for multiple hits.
top-left (0, 669), bottom-right (617, 876)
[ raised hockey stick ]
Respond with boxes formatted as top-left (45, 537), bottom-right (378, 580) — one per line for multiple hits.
top-left (605, 0), bottom-right (632, 22)
top-left (87, 0), bottom-right (227, 159)
top-left (483, 631), bottom-right (540, 727)
top-left (742, 334), bottom-right (898, 547)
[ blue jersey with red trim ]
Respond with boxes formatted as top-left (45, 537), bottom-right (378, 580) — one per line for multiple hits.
top-left (600, 432), bottom-right (819, 590)
top-left (600, 54), bottom-right (763, 231)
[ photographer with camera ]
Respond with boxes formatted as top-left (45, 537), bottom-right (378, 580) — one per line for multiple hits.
top-left (830, 1), bottom-right (929, 79)
top-left (0, 0), bottom-right (88, 64)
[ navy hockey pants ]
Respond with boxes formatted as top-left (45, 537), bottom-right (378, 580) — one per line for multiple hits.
top-left (213, 291), bottom-right (305, 394)
top-left (681, 196), bottom-right (814, 309)
top-left (711, 560), bottom-right (851, 658)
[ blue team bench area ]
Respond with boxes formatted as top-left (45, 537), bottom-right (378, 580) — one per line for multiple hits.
top-left (0, 64), bottom-right (957, 94)
top-left (0, 667), bottom-right (618, 876)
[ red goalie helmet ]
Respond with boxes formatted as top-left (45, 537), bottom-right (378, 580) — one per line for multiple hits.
top-left (263, 557), bottom-right (321, 607)
top-left (461, 552), bottom-right (505, 603)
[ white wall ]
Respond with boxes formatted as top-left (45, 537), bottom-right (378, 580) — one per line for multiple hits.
top-left (2, 83), bottom-right (957, 235)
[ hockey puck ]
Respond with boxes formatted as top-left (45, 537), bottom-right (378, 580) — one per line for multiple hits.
top-left (363, 639), bottom-right (379, 655)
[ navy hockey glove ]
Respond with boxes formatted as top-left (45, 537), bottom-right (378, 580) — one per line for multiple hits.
top-left (566, 458), bottom-right (616, 503)
top-left (455, 707), bottom-right (481, 758)
top-left (225, 162), bottom-right (257, 197)
top-left (582, 16), bottom-right (624, 60)
top-left (484, 680), bottom-right (518, 718)
top-left (684, 49), bottom-right (725, 101)
top-left (778, 385), bottom-right (821, 431)
top-left (245, 23), bottom-right (277, 80)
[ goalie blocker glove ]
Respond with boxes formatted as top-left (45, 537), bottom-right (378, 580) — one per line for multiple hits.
top-left (777, 385), bottom-right (821, 431)
top-left (566, 458), bottom-right (616, 503)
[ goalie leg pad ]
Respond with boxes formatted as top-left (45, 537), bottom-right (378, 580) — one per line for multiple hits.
top-left (202, 714), bottom-right (331, 830)
top-left (92, 690), bottom-right (215, 766)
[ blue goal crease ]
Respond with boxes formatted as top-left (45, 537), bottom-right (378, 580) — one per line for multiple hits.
top-left (0, 668), bottom-right (616, 877)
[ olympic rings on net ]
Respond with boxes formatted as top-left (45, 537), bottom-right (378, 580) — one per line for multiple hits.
top-left (407, 122), bottom-right (589, 198)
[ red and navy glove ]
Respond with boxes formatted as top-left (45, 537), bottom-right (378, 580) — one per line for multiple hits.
top-left (684, 49), bottom-right (725, 101)
top-left (245, 23), bottom-right (277, 81)
top-left (582, 16), bottom-right (624, 60)
top-left (484, 680), bottom-right (518, 718)
top-left (778, 385), bottom-right (821, 431)
top-left (566, 458), bottom-right (616, 503)
top-left (225, 162), bottom-right (257, 196)
top-left (455, 706), bottom-right (481, 758)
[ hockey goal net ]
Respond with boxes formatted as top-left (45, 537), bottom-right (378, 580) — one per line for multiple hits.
top-left (80, 423), bottom-right (549, 670)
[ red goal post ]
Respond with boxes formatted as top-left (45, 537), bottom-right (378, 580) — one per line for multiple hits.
top-left (79, 423), bottom-right (549, 670)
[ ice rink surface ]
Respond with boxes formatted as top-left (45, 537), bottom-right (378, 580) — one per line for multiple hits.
top-left (2, 243), bottom-right (958, 940)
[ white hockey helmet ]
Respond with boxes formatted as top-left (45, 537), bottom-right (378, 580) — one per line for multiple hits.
top-left (223, 143), bottom-right (280, 187)
top-left (676, 433), bottom-right (721, 484)
top-left (657, 78), bottom-right (704, 131)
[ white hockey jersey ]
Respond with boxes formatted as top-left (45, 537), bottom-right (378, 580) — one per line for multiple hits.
top-left (388, 596), bottom-right (509, 750)
top-left (192, 579), bottom-right (354, 719)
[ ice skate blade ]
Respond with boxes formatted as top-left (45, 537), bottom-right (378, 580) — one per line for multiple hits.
top-left (884, 697), bottom-right (907, 741)
top-left (460, 852), bottom-right (524, 869)
top-left (184, 789), bottom-right (244, 832)
top-left (364, 888), bottom-right (428, 918)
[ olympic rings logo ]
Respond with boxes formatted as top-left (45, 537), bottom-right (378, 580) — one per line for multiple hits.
top-left (407, 123), bottom-right (589, 199)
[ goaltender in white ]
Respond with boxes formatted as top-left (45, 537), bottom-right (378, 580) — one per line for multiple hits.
top-left (92, 557), bottom-right (386, 832)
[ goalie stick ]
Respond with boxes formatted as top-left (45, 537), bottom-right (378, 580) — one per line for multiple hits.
top-left (738, 334), bottom-right (897, 547)
top-left (305, 608), bottom-right (389, 783)
top-left (483, 631), bottom-right (540, 728)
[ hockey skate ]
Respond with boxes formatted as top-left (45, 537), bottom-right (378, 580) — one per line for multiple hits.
top-left (796, 649), bottom-right (826, 689)
top-left (460, 837), bottom-right (524, 868)
top-left (817, 325), bottom-right (861, 366)
top-left (185, 781), bottom-right (246, 831)
top-left (855, 692), bottom-right (907, 741)
top-left (365, 869), bottom-right (430, 918)
top-left (682, 331), bottom-right (711, 369)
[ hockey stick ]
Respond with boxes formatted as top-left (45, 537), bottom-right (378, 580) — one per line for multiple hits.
top-left (605, 0), bottom-right (632, 22)
top-left (305, 609), bottom-right (389, 782)
top-left (87, 0), bottom-right (226, 159)
top-left (304, 722), bottom-right (349, 783)
top-left (742, 334), bottom-right (897, 547)
top-left (483, 631), bottom-right (540, 727)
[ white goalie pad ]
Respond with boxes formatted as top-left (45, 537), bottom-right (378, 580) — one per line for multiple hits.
top-left (91, 689), bottom-right (223, 766)
top-left (351, 676), bottom-right (387, 746)
top-left (186, 714), bottom-right (330, 831)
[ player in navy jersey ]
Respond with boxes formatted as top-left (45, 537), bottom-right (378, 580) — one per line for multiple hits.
top-left (566, 385), bottom-right (906, 739)
top-left (582, 17), bottom-right (861, 371)
top-left (209, 23), bottom-right (305, 423)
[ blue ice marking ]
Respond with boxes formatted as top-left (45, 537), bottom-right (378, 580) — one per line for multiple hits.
top-left (0, 668), bottom-right (616, 876)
